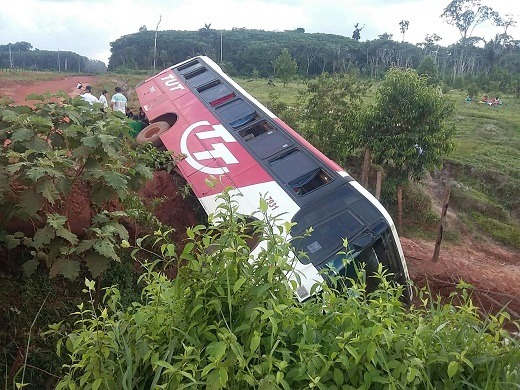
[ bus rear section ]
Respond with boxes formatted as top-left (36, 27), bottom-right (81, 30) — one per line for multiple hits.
top-left (135, 56), bottom-right (411, 302)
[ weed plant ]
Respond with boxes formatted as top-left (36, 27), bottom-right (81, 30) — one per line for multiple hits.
top-left (49, 192), bottom-right (520, 389)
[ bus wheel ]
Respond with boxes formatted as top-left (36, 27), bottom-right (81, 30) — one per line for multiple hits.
top-left (135, 121), bottom-right (170, 147)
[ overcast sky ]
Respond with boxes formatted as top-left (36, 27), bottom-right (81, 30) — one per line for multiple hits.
top-left (1, 0), bottom-right (519, 65)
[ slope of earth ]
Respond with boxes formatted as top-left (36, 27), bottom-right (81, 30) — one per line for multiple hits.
top-left (402, 236), bottom-right (519, 317)
top-left (1, 76), bottom-right (519, 321)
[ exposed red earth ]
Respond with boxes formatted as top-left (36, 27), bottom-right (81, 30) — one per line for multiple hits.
top-left (1, 77), bottom-right (519, 321)
top-left (0, 75), bottom-right (99, 105)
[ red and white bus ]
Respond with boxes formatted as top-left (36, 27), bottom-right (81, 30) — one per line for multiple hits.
top-left (135, 56), bottom-right (410, 302)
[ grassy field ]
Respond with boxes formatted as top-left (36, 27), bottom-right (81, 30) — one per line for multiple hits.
top-left (0, 70), bottom-right (71, 83)
top-left (441, 92), bottom-right (520, 248)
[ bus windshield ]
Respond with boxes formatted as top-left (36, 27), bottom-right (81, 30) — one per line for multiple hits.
top-left (290, 184), bottom-right (383, 266)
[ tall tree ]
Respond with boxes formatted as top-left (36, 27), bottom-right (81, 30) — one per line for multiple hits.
top-left (352, 23), bottom-right (364, 41)
top-left (485, 13), bottom-right (518, 74)
top-left (399, 20), bottom-right (410, 42)
top-left (370, 68), bottom-right (455, 231)
top-left (441, 0), bottom-right (499, 43)
top-left (378, 33), bottom-right (393, 40)
top-left (417, 55), bottom-right (440, 85)
top-left (441, 0), bottom-right (500, 77)
top-left (0, 42), bottom-right (32, 52)
top-left (418, 33), bottom-right (443, 58)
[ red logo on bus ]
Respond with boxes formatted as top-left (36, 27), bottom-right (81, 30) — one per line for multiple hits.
top-left (180, 120), bottom-right (239, 174)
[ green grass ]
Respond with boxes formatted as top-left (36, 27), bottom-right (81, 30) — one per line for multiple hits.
top-left (447, 91), bottom-right (520, 177)
top-left (236, 76), bottom-right (306, 106)
top-left (444, 92), bottom-right (520, 244)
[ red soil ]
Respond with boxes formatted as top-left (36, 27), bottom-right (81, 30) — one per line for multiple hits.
top-left (0, 75), bottom-right (100, 105)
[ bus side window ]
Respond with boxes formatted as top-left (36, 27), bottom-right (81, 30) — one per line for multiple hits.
top-left (238, 122), bottom-right (270, 141)
top-left (176, 60), bottom-right (204, 75)
top-left (289, 168), bottom-right (332, 196)
top-left (197, 80), bottom-right (235, 107)
top-left (269, 150), bottom-right (333, 196)
top-left (183, 67), bottom-right (217, 88)
top-left (216, 99), bottom-right (258, 128)
top-left (239, 121), bottom-right (294, 159)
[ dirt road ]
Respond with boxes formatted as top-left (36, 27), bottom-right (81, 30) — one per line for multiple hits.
top-left (0, 75), bottom-right (100, 105)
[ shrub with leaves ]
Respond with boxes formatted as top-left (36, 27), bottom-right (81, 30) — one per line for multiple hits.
top-left (0, 94), bottom-right (178, 279)
top-left (50, 192), bottom-right (520, 389)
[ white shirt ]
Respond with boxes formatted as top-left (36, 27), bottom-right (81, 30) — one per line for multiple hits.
top-left (99, 94), bottom-right (108, 109)
top-left (111, 92), bottom-right (127, 114)
top-left (82, 92), bottom-right (100, 105)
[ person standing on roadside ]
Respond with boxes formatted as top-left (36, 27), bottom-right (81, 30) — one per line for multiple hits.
top-left (110, 86), bottom-right (127, 114)
top-left (82, 85), bottom-right (100, 105)
top-left (99, 89), bottom-right (109, 111)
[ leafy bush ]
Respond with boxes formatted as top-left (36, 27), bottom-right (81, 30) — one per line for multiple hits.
top-left (0, 94), bottom-right (177, 280)
top-left (403, 183), bottom-right (439, 223)
top-left (50, 193), bottom-right (520, 389)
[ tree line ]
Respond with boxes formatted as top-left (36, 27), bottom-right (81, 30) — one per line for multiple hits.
top-left (106, 0), bottom-right (519, 95)
top-left (0, 41), bottom-right (106, 73)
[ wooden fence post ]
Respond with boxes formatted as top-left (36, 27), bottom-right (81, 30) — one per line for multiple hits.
top-left (361, 147), bottom-right (371, 188)
top-left (397, 185), bottom-right (403, 235)
top-left (432, 182), bottom-right (452, 262)
top-left (375, 169), bottom-right (383, 201)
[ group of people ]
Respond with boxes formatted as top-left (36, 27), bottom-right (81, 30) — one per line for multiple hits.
top-left (465, 95), bottom-right (503, 106)
top-left (78, 83), bottom-right (149, 137)
top-left (480, 95), bottom-right (502, 106)
top-left (79, 84), bottom-right (128, 113)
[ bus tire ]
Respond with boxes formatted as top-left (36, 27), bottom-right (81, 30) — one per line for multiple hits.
top-left (135, 121), bottom-right (170, 147)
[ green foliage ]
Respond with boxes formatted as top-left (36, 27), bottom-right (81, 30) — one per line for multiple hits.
top-left (468, 212), bottom-right (520, 250)
top-left (402, 182), bottom-right (440, 235)
top-left (103, 25), bottom-right (520, 96)
top-left (50, 194), bottom-right (520, 389)
top-left (370, 67), bottom-right (455, 185)
top-left (0, 94), bottom-right (174, 280)
top-left (273, 48), bottom-right (298, 87)
top-left (0, 48), bottom-right (103, 73)
top-left (466, 82), bottom-right (480, 100)
top-left (297, 73), bottom-right (371, 164)
top-left (441, 0), bottom-right (500, 43)
top-left (416, 56), bottom-right (440, 86)
top-left (0, 272), bottom-right (84, 389)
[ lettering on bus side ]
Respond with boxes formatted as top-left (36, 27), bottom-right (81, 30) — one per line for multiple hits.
top-left (160, 73), bottom-right (185, 92)
top-left (266, 195), bottom-right (279, 211)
